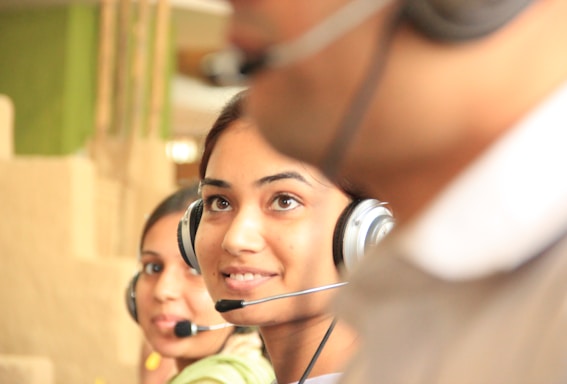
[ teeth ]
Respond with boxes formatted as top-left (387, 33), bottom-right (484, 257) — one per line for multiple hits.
top-left (229, 273), bottom-right (263, 281)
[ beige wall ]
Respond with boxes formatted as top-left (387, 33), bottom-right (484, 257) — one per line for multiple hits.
top-left (0, 95), bottom-right (177, 384)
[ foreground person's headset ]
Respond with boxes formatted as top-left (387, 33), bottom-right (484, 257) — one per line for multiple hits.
top-left (405, 0), bottom-right (534, 42)
top-left (203, 0), bottom-right (535, 85)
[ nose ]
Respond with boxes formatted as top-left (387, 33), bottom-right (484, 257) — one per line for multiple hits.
top-left (222, 206), bottom-right (266, 257)
top-left (153, 266), bottom-right (183, 302)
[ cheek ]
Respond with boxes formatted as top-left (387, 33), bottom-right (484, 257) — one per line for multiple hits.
top-left (190, 290), bottom-right (217, 315)
top-left (281, 226), bottom-right (336, 272)
top-left (195, 229), bottom-right (222, 297)
top-left (195, 227), bottom-right (218, 269)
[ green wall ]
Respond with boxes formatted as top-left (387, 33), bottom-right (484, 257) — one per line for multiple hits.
top-left (0, 4), bottom-right (172, 156)
top-left (0, 4), bottom-right (98, 155)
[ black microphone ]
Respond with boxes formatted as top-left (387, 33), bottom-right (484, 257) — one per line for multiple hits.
top-left (215, 282), bottom-right (348, 313)
top-left (202, 0), bottom-right (391, 85)
top-left (173, 320), bottom-right (233, 338)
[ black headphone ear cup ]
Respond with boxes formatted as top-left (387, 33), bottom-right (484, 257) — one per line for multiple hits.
top-left (333, 200), bottom-right (360, 270)
top-left (404, 0), bottom-right (534, 42)
top-left (177, 199), bottom-right (204, 273)
top-left (333, 199), bottom-right (395, 272)
top-left (125, 272), bottom-right (140, 322)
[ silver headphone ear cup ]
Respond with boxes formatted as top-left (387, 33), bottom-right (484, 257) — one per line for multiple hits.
top-left (125, 272), bottom-right (140, 322)
top-left (177, 199), bottom-right (203, 274)
top-left (340, 199), bottom-right (394, 272)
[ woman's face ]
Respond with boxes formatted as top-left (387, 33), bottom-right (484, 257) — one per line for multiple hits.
top-left (136, 212), bottom-right (232, 361)
top-left (196, 120), bottom-right (351, 326)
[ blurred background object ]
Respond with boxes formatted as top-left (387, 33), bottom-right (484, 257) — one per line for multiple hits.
top-left (0, 0), bottom-right (240, 383)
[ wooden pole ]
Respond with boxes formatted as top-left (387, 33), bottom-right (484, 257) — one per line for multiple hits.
top-left (147, 0), bottom-right (170, 139)
top-left (92, 0), bottom-right (116, 162)
top-left (130, 0), bottom-right (150, 141)
top-left (115, 0), bottom-right (132, 140)
top-left (114, 0), bottom-right (134, 255)
top-left (122, 0), bottom-right (151, 183)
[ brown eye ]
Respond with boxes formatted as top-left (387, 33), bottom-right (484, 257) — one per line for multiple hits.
top-left (206, 196), bottom-right (232, 212)
top-left (271, 194), bottom-right (300, 211)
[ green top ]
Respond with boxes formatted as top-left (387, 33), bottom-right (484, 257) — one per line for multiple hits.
top-left (168, 331), bottom-right (274, 384)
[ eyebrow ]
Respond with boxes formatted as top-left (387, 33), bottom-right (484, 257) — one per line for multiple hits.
top-left (200, 171), bottom-right (312, 190)
top-left (139, 250), bottom-right (160, 258)
top-left (257, 171), bottom-right (311, 186)
top-left (200, 178), bottom-right (231, 189)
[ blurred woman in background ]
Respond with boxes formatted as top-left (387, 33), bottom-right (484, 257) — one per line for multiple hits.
top-left (127, 184), bottom-right (274, 384)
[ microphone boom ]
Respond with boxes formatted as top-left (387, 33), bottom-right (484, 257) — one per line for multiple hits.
top-left (174, 320), bottom-right (233, 338)
top-left (215, 282), bottom-right (348, 313)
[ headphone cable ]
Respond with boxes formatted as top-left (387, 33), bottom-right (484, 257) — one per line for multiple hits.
top-left (297, 317), bottom-right (338, 384)
top-left (321, 4), bottom-right (406, 178)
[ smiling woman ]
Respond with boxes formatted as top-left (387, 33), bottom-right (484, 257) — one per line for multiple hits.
top-left (177, 90), bottom-right (393, 384)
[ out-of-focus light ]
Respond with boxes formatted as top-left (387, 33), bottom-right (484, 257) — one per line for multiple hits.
top-left (166, 137), bottom-right (199, 163)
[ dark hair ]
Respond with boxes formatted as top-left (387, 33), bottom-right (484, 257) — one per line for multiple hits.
top-left (139, 183), bottom-right (200, 251)
top-left (199, 89), bottom-right (365, 199)
top-left (199, 90), bottom-right (247, 180)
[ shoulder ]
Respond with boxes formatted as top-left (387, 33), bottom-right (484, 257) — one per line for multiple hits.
top-left (220, 329), bottom-right (265, 359)
top-left (168, 348), bottom-right (274, 384)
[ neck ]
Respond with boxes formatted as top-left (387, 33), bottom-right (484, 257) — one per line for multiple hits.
top-left (355, 131), bottom-right (496, 225)
top-left (261, 315), bottom-right (358, 384)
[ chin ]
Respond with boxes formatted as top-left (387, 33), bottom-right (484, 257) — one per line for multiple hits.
top-left (151, 344), bottom-right (178, 359)
top-left (220, 309), bottom-right (267, 328)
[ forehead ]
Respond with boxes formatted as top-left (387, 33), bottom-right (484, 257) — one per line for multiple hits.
top-left (206, 120), bottom-right (329, 185)
top-left (142, 213), bottom-right (183, 250)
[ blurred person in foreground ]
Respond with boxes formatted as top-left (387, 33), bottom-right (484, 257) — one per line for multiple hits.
top-left (209, 0), bottom-right (567, 382)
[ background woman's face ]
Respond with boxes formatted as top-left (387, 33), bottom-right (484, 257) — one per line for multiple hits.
top-left (136, 212), bottom-right (232, 360)
top-left (196, 120), bottom-right (350, 326)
